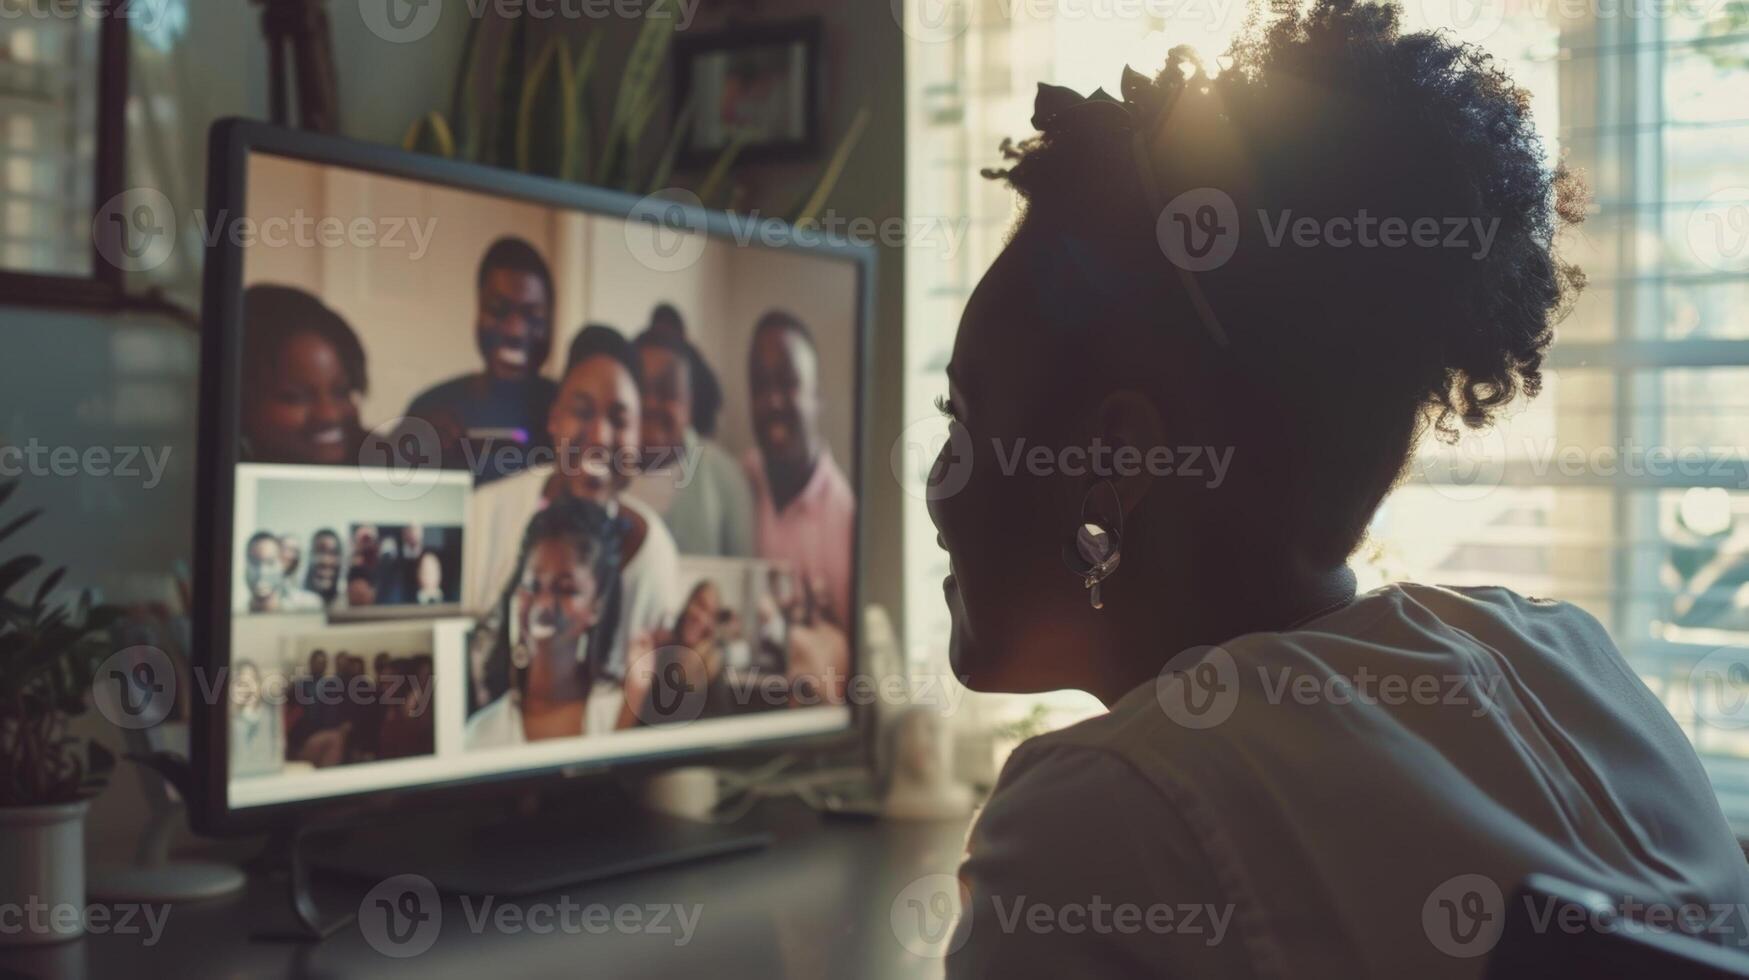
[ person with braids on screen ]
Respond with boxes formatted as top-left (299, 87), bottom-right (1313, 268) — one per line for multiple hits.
top-left (465, 325), bottom-right (680, 687)
top-left (934, 2), bottom-right (1749, 976)
top-left (464, 496), bottom-right (661, 745)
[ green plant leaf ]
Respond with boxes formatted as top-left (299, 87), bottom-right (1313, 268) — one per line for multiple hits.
top-left (448, 11), bottom-right (484, 156)
top-left (595, 1), bottom-right (677, 185)
top-left (490, 17), bottom-right (530, 168)
top-left (566, 31), bottom-right (604, 182)
top-left (0, 507), bottom-right (42, 548)
top-left (401, 111), bottom-right (457, 157)
top-left (788, 107), bottom-right (871, 225)
top-left (696, 130), bottom-right (752, 210)
top-left (516, 36), bottom-right (559, 173)
top-left (31, 566), bottom-right (65, 611)
top-left (0, 554), bottom-right (43, 599)
top-left (645, 96), bottom-right (695, 195)
top-left (517, 36), bottom-right (576, 177)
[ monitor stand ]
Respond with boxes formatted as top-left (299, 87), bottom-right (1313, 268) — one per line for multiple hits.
top-left (305, 794), bottom-right (774, 897)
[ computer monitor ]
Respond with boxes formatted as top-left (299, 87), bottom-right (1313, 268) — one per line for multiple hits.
top-left (192, 119), bottom-right (870, 835)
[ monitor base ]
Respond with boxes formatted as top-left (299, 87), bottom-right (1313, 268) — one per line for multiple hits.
top-left (251, 825), bottom-right (358, 942)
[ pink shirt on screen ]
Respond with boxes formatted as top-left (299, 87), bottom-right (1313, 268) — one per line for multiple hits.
top-left (744, 446), bottom-right (856, 622)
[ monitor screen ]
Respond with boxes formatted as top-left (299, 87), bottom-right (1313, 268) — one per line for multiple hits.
top-left (217, 142), bottom-right (861, 812)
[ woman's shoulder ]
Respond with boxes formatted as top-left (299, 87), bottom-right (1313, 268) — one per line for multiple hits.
top-left (620, 493), bottom-right (680, 572)
top-left (955, 727), bottom-right (1259, 976)
top-left (463, 695), bottom-right (517, 747)
top-left (469, 464), bottom-right (553, 521)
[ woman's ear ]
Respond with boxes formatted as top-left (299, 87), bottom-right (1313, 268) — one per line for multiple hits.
top-left (1094, 387), bottom-right (1166, 517)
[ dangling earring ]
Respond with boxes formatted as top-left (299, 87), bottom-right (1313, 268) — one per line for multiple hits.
top-left (574, 632), bottom-right (589, 664)
top-left (511, 641), bottom-right (531, 670)
top-left (1062, 480), bottom-right (1123, 610)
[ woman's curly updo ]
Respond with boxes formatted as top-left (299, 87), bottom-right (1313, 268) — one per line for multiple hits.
top-left (984, 0), bottom-right (1586, 563)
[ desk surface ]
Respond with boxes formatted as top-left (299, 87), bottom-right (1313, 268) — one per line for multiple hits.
top-left (0, 806), bottom-right (972, 980)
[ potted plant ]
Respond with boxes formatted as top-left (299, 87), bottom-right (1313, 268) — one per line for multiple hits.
top-left (0, 480), bottom-right (119, 944)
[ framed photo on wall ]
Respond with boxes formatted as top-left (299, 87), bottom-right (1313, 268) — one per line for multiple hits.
top-left (672, 19), bottom-right (821, 168)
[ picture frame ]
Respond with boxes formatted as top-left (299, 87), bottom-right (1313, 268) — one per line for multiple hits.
top-left (0, 1), bottom-right (129, 309)
top-left (672, 19), bottom-right (821, 168)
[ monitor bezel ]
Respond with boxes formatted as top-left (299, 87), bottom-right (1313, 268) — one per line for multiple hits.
top-left (193, 118), bottom-right (874, 836)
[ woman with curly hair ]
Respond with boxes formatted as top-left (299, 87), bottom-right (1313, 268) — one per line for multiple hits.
top-left (934, 2), bottom-right (1749, 974)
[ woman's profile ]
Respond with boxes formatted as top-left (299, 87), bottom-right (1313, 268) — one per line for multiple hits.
top-left (933, 1), bottom-right (1749, 975)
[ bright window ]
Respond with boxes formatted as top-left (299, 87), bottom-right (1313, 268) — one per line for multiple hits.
top-left (902, 0), bottom-right (1749, 809)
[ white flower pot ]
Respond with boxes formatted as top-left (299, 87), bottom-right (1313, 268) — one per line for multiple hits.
top-left (0, 800), bottom-right (90, 945)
